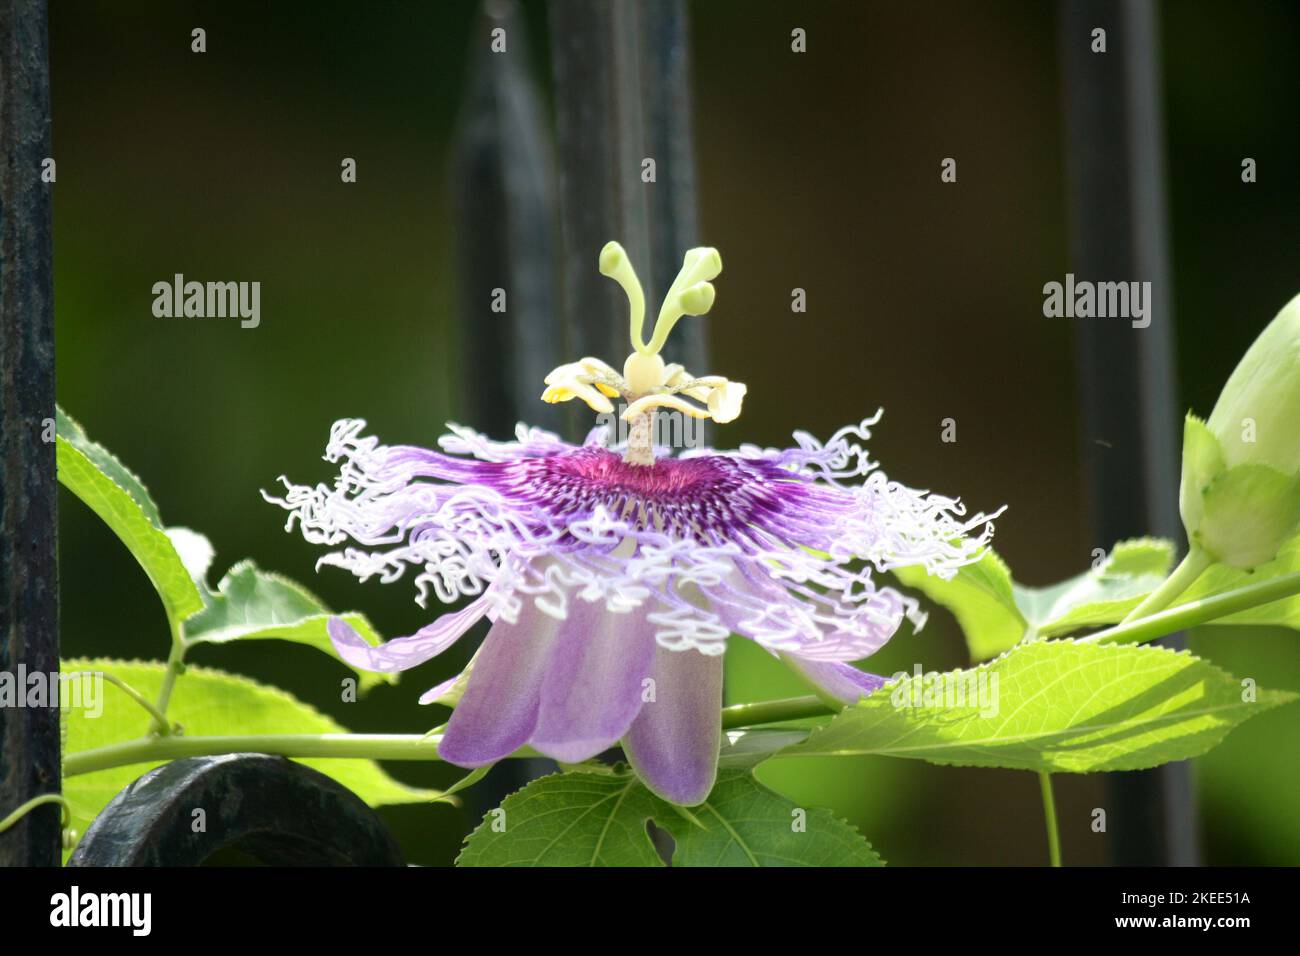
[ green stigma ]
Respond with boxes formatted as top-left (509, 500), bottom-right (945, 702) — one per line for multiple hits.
top-left (599, 240), bottom-right (722, 356)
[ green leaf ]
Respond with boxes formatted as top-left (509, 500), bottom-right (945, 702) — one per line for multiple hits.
top-left (456, 768), bottom-right (881, 867)
top-left (182, 560), bottom-right (395, 689)
top-left (61, 658), bottom-right (439, 862)
top-left (772, 639), bottom-right (1295, 773)
top-left (664, 770), bottom-right (883, 866)
top-left (896, 539), bottom-right (1175, 661)
top-left (59, 407), bottom-right (391, 678)
top-left (457, 772), bottom-right (666, 866)
top-left (1015, 538), bottom-right (1175, 639)
top-left (57, 407), bottom-right (163, 525)
top-left (433, 766), bottom-right (492, 805)
top-left (56, 435), bottom-right (204, 626)
top-left (893, 550), bottom-right (1025, 662)
top-left (718, 728), bottom-right (811, 769)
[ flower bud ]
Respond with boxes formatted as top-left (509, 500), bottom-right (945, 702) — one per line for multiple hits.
top-left (1180, 293), bottom-right (1300, 569)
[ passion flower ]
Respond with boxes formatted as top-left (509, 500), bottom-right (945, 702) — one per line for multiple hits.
top-left (267, 242), bottom-right (1000, 804)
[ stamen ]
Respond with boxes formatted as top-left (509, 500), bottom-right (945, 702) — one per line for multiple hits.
top-left (541, 361), bottom-right (616, 414)
top-left (541, 242), bottom-right (744, 446)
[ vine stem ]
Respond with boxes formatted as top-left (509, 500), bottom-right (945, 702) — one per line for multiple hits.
top-left (1119, 548), bottom-right (1212, 624)
top-left (1081, 566), bottom-right (1300, 645)
top-left (151, 622), bottom-right (186, 735)
top-left (720, 695), bottom-right (832, 729)
top-left (0, 793), bottom-right (71, 834)
top-left (64, 733), bottom-right (449, 777)
top-left (63, 696), bottom-right (835, 778)
top-left (1038, 772), bottom-right (1062, 867)
top-left (64, 670), bottom-right (171, 731)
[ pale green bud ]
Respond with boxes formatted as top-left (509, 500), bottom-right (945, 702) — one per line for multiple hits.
top-left (1180, 294), bottom-right (1300, 569)
top-left (1206, 292), bottom-right (1300, 473)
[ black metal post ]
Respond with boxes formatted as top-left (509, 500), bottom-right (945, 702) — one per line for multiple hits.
top-left (1059, 0), bottom-right (1200, 866)
top-left (453, 0), bottom-right (565, 438)
top-left (548, 0), bottom-right (708, 376)
top-left (0, 0), bottom-right (60, 867)
top-left (451, 0), bottom-right (567, 818)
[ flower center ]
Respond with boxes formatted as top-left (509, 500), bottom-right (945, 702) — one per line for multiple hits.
top-left (507, 447), bottom-right (782, 537)
top-left (540, 241), bottom-right (747, 466)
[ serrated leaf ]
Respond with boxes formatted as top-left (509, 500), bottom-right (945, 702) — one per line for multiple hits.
top-left (60, 658), bottom-right (439, 863)
top-left (57, 407), bottom-right (163, 525)
top-left (772, 640), bottom-right (1295, 773)
top-left (181, 560), bottom-right (394, 689)
top-left (58, 408), bottom-right (389, 680)
top-left (894, 550), bottom-right (1025, 661)
top-left (457, 772), bottom-right (666, 866)
top-left (896, 539), bottom-right (1175, 661)
top-left (1015, 538), bottom-right (1175, 639)
top-left (456, 768), bottom-right (881, 867)
top-left (57, 437), bottom-right (204, 625)
top-left (662, 770), bottom-right (883, 866)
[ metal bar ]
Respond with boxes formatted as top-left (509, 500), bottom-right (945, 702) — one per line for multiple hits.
top-left (453, 0), bottom-right (565, 438)
top-left (68, 755), bottom-right (405, 866)
top-left (0, 0), bottom-right (60, 867)
top-left (1059, 0), bottom-right (1200, 866)
top-left (451, 0), bottom-right (565, 817)
top-left (548, 0), bottom-right (708, 376)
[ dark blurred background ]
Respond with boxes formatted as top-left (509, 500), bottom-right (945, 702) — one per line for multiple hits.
top-left (51, 0), bottom-right (1299, 865)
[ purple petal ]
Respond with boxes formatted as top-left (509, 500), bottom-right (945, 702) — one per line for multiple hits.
top-left (327, 595), bottom-right (491, 673)
top-left (530, 602), bottom-right (656, 764)
top-left (437, 601), bottom-right (563, 767)
top-left (622, 644), bottom-right (723, 806)
top-left (417, 672), bottom-right (463, 706)
top-left (780, 653), bottom-right (889, 706)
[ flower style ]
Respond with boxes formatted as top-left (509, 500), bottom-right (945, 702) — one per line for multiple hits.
top-left (267, 242), bottom-right (1000, 805)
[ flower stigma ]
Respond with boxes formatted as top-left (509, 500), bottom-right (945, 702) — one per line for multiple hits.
top-left (541, 241), bottom-right (746, 466)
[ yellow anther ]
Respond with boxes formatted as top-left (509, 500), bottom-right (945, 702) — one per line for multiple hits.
top-left (542, 362), bottom-right (617, 414)
top-left (539, 242), bottom-right (745, 455)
